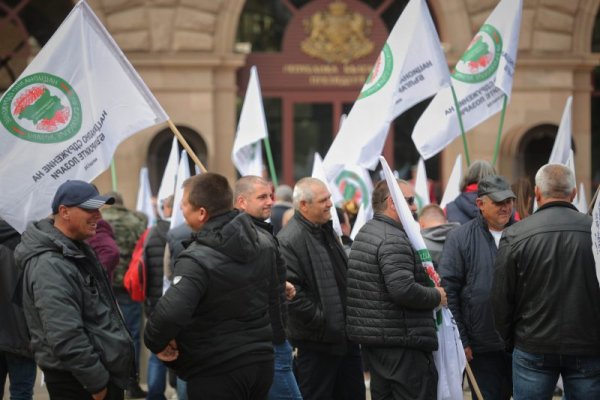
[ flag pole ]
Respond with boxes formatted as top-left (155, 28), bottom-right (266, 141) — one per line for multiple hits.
top-left (450, 85), bottom-right (471, 167)
top-left (167, 120), bottom-right (207, 173)
top-left (465, 363), bottom-right (484, 400)
top-left (491, 95), bottom-right (508, 167)
top-left (110, 159), bottom-right (118, 191)
top-left (263, 137), bottom-right (278, 187)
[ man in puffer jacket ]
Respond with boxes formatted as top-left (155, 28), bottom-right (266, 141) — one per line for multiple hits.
top-left (15, 180), bottom-right (134, 400)
top-left (144, 173), bottom-right (276, 400)
top-left (347, 179), bottom-right (446, 400)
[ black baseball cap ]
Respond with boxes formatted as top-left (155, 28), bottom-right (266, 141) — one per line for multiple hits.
top-left (51, 180), bottom-right (115, 214)
top-left (477, 175), bottom-right (516, 202)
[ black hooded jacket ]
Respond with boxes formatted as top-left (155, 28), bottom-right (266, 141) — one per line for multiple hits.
top-left (144, 211), bottom-right (275, 379)
top-left (0, 219), bottom-right (32, 358)
top-left (446, 191), bottom-right (479, 225)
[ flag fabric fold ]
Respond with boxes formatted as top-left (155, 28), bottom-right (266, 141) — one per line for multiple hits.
top-left (379, 156), bottom-right (466, 400)
top-left (322, 0), bottom-right (450, 177)
top-left (0, 0), bottom-right (168, 232)
top-left (170, 150), bottom-right (191, 230)
top-left (136, 167), bottom-right (155, 227)
top-left (440, 154), bottom-right (462, 209)
top-left (156, 136), bottom-right (179, 218)
top-left (549, 96), bottom-right (573, 165)
top-left (232, 65), bottom-right (268, 177)
top-left (415, 157), bottom-right (431, 211)
top-left (412, 0), bottom-right (522, 160)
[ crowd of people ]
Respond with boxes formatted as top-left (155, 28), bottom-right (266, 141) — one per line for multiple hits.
top-left (1, 160), bottom-right (600, 400)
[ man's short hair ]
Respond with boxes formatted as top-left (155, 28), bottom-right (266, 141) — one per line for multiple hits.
top-left (293, 177), bottom-right (325, 209)
top-left (460, 160), bottom-right (496, 191)
top-left (275, 185), bottom-right (293, 203)
top-left (372, 179), bottom-right (407, 213)
top-left (419, 204), bottom-right (447, 224)
top-left (535, 164), bottom-right (575, 199)
top-left (182, 173), bottom-right (232, 216)
top-left (234, 175), bottom-right (269, 200)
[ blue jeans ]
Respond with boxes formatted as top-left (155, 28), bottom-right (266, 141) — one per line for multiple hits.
top-left (513, 347), bottom-right (600, 400)
top-left (0, 352), bottom-right (37, 400)
top-left (118, 299), bottom-right (142, 372)
top-left (177, 377), bottom-right (187, 400)
top-left (147, 353), bottom-right (167, 400)
top-left (268, 341), bottom-right (302, 399)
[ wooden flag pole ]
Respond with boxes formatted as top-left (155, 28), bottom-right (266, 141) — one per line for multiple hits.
top-left (450, 85), bottom-right (471, 167)
top-left (263, 137), bottom-right (279, 187)
top-left (167, 120), bottom-right (207, 173)
top-left (465, 362), bottom-right (484, 400)
top-left (491, 95), bottom-right (508, 167)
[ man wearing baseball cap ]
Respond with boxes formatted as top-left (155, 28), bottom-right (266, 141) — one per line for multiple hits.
top-left (438, 175), bottom-right (516, 400)
top-left (15, 180), bottom-right (134, 400)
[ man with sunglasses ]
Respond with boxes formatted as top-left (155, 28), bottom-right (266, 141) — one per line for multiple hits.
top-left (15, 180), bottom-right (134, 400)
top-left (438, 175), bottom-right (516, 400)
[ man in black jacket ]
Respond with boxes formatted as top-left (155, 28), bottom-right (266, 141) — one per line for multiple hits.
top-left (144, 173), bottom-right (276, 400)
top-left (15, 180), bottom-right (133, 400)
top-left (492, 164), bottom-right (600, 399)
top-left (278, 177), bottom-right (365, 400)
top-left (234, 175), bottom-right (302, 399)
top-left (438, 175), bottom-right (515, 400)
top-left (143, 194), bottom-right (173, 400)
top-left (347, 179), bottom-right (446, 400)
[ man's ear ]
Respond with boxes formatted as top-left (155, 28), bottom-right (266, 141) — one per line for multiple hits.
top-left (198, 207), bottom-right (209, 223)
top-left (569, 187), bottom-right (577, 203)
top-left (534, 186), bottom-right (542, 204)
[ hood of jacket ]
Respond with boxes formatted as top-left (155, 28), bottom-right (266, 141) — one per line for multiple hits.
top-left (194, 210), bottom-right (259, 263)
top-left (421, 222), bottom-right (460, 244)
top-left (14, 218), bottom-right (86, 272)
top-left (450, 191), bottom-right (479, 220)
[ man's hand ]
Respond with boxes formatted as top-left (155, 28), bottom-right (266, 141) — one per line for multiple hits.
top-left (464, 346), bottom-right (473, 362)
top-left (92, 387), bottom-right (107, 400)
top-left (157, 339), bottom-right (179, 362)
top-left (285, 281), bottom-right (296, 301)
top-left (436, 287), bottom-right (447, 307)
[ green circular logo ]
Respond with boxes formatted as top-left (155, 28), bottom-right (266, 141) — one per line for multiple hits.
top-left (452, 24), bottom-right (502, 84)
top-left (358, 44), bottom-right (393, 100)
top-left (0, 72), bottom-right (82, 143)
top-left (335, 170), bottom-right (369, 207)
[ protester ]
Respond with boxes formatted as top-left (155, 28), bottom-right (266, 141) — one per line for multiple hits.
top-left (144, 173), bottom-right (275, 399)
top-left (271, 184), bottom-right (293, 235)
top-left (398, 180), bottom-right (418, 221)
top-left (418, 204), bottom-right (459, 267)
top-left (438, 175), bottom-right (515, 400)
top-left (493, 164), bottom-right (600, 399)
top-left (102, 193), bottom-right (148, 399)
top-left (86, 217), bottom-right (119, 284)
top-left (347, 179), bottom-right (446, 400)
top-left (234, 175), bottom-right (302, 400)
top-left (0, 218), bottom-right (36, 400)
top-left (278, 177), bottom-right (365, 400)
top-left (445, 160), bottom-right (496, 224)
top-left (144, 195), bottom-right (174, 400)
top-left (15, 180), bottom-right (134, 400)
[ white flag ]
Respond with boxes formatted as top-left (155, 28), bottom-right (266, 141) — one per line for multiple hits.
top-left (323, 0), bottom-right (450, 177)
top-left (232, 65), bottom-right (267, 177)
top-left (0, 1), bottom-right (167, 232)
top-left (136, 167), bottom-right (155, 227)
top-left (549, 96), bottom-right (572, 165)
top-left (311, 153), bottom-right (343, 237)
top-left (415, 158), bottom-right (430, 211)
top-left (577, 183), bottom-right (588, 214)
top-left (412, 0), bottom-right (522, 159)
top-left (334, 164), bottom-right (374, 211)
top-left (440, 154), bottom-right (462, 209)
top-left (156, 136), bottom-right (179, 218)
top-left (591, 193), bottom-right (600, 287)
top-left (170, 150), bottom-right (191, 230)
top-left (379, 156), bottom-right (465, 399)
top-left (350, 202), bottom-right (373, 240)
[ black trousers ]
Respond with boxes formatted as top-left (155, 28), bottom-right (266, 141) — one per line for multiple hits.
top-left (43, 369), bottom-right (124, 400)
top-left (295, 343), bottom-right (365, 400)
top-left (186, 360), bottom-right (274, 400)
top-left (365, 346), bottom-right (438, 400)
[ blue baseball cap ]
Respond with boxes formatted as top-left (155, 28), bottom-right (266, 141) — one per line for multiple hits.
top-left (51, 180), bottom-right (115, 214)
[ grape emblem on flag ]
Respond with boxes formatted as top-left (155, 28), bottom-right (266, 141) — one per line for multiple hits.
top-left (0, 72), bottom-right (82, 143)
top-left (453, 24), bottom-right (502, 84)
top-left (358, 43), bottom-right (393, 99)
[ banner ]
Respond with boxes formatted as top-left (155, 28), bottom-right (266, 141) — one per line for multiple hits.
top-left (232, 65), bottom-right (268, 177)
top-left (0, 1), bottom-right (168, 232)
top-left (412, 0), bottom-right (522, 159)
top-left (322, 0), bottom-right (450, 177)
